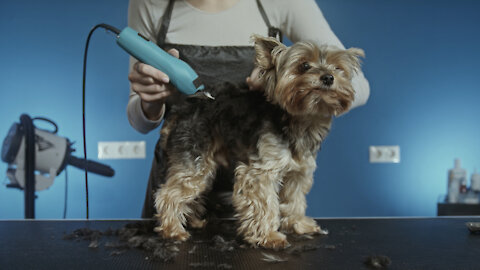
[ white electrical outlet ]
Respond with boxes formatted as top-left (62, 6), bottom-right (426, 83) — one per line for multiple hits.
top-left (98, 141), bottom-right (146, 159)
top-left (369, 145), bottom-right (400, 163)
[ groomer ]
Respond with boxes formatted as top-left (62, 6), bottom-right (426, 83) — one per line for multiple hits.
top-left (126, 0), bottom-right (370, 218)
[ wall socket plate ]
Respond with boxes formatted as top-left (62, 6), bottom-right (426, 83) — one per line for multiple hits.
top-left (98, 141), bottom-right (146, 159)
top-left (369, 145), bottom-right (400, 163)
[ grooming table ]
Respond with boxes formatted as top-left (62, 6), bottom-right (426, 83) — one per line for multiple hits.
top-left (1, 217), bottom-right (479, 269)
top-left (437, 203), bottom-right (480, 216)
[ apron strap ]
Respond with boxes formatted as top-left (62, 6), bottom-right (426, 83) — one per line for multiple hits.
top-left (157, 0), bottom-right (176, 48)
top-left (256, 0), bottom-right (283, 42)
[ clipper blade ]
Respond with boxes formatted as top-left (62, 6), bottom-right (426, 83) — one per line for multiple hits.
top-left (203, 91), bottom-right (215, 100)
top-left (189, 91), bottom-right (215, 100)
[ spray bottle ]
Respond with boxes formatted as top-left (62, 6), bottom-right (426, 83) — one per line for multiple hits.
top-left (471, 168), bottom-right (480, 193)
top-left (447, 159), bottom-right (467, 203)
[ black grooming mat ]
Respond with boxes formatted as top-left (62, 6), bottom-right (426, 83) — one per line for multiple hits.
top-left (1, 218), bottom-right (480, 269)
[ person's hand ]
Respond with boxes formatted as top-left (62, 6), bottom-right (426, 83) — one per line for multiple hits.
top-left (128, 48), bottom-right (179, 120)
top-left (246, 67), bottom-right (264, 91)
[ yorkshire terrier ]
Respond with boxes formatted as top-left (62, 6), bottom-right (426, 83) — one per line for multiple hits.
top-left (153, 35), bottom-right (364, 249)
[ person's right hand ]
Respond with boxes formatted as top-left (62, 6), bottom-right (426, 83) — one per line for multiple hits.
top-left (128, 48), bottom-right (179, 120)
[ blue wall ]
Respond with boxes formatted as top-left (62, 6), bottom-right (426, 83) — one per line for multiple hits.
top-left (1, 0), bottom-right (479, 219)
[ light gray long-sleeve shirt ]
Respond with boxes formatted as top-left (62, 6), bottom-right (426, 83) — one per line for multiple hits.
top-left (127, 0), bottom-right (370, 134)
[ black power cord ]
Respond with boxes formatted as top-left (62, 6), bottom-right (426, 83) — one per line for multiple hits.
top-left (82, 23), bottom-right (120, 219)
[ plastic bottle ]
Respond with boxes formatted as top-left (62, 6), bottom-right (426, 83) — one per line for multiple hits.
top-left (471, 168), bottom-right (480, 193)
top-left (447, 159), bottom-right (467, 203)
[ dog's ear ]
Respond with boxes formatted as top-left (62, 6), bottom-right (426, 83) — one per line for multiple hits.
top-left (251, 34), bottom-right (286, 70)
top-left (343, 48), bottom-right (365, 73)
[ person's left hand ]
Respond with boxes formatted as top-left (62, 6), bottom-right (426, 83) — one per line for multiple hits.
top-left (246, 67), bottom-right (264, 91)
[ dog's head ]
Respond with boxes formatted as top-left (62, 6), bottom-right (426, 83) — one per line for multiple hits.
top-left (252, 35), bottom-right (364, 116)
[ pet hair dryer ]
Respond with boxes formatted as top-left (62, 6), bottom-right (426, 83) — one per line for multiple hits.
top-left (2, 115), bottom-right (114, 190)
top-left (1, 114), bottom-right (114, 218)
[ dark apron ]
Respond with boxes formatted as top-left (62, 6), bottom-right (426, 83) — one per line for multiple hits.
top-left (141, 0), bottom-right (282, 218)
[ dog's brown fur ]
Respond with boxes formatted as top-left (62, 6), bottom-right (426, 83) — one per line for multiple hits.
top-left (153, 35), bottom-right (364, 249)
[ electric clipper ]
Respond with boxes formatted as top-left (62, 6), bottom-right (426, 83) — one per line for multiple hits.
top-left (113, 26), bottom-right (212, 99)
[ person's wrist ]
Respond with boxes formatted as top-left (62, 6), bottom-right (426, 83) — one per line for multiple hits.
top-left (141, 99), bottom-right (165, 121)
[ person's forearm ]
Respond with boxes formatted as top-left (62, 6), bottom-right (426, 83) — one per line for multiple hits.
top-left (349, 71), bottom-right (370, 110)
top-left (127, 95), bottom-right (163, 134)
top-left (141, 100), bottom-right (165, 121)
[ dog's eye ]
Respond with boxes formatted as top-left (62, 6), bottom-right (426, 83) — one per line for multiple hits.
top-left (299, 62), bottom-right (311, 72)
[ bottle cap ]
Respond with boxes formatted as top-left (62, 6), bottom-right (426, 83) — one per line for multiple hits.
top-left (455, 158), bottom-right (461, 169)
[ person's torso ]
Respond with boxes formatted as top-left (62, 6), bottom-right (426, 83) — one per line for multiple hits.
top-left (157, 0), bottom-right (280, 91)
top-left (164, 0), bottom-right (269, 46)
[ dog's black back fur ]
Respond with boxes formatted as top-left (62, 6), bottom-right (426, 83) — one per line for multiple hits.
top-left (164, 84), bottom-right (287, 166)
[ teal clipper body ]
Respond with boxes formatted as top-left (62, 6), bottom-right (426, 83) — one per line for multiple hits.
top-left (116, 27), bottom-right (205, 95)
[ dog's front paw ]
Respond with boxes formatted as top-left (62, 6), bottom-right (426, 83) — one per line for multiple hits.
top-left (258, 231), bottom-right (290, 250)
top-left (188, 217), bottom-right (207, 229)
top-left (154, 225), bottom-right (191, 241)
top-left (282, 216), bottom-right (328, 235)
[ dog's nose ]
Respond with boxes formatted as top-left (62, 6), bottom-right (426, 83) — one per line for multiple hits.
top-left (321, 74), bottom-right (334, 86)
